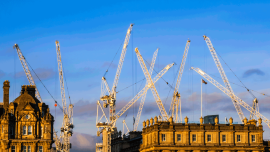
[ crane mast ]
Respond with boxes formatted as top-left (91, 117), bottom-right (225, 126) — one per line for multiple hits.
top-left (203, 35), bottom-right (245, 122)
top-left (55, 41), bottom-right (74, 152)
top-left (97, 62), bottom-right (174, 152)
top-left (135, 47), bottom-right (169, 120)
top-left (170, 40), bottom-right (190, 122)
top-left (100, 24), bottom-right (133, 125)
top-left (13, 44), bottom-right (43, 103)
top-left (191, 67), bottom-right (270, 128)
top-left (134, 48), bottom-right (158, 131)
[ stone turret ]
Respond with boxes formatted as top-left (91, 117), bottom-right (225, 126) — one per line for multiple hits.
top-left (3, 80), bottom-right (10, 110)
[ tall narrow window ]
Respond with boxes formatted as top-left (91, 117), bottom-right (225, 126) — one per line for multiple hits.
top-left (28, 146), bottom-right (31, 152)
top-left (237, 135), bottom-right (241, 142)
top-left (177, 134), bottom-right (181, 141)
top-left (192, 134), bottom-right (196, 142)
top-left (23, 126), bottom-right (27, 135)
top-left (11, 146), bottom-right (16, 152)
top-left (11, 109), bottom-right (13, 116)
top-left (28, 126), bottom-right (32, 135)
top-left (23, 146), bottom-right (27, 152)
top-left (207, 134), bottom-right (211, 142)
top-left (161, 134), bottom-right (166, 141)
top-left (252, 135), bottom-right (256, 142)
top-left (222, 135), bottom-right (226, 142)
top-left (39, 146), bottom-right (43, 152)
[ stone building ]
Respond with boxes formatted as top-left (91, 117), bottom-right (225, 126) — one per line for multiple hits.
top-left (0, 80), bottom-right (54, 152)
top-left (111, 129), bottom-right (142, 152)
top-left (140, 116), bottom-right (270, 152)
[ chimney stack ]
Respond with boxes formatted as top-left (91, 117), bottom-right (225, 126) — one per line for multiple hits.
top-left (3, 80), bottom-right (10, 109)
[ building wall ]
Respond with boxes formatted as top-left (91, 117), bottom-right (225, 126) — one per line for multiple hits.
top-left (0, 81), bottom-right (54, 152)
top-left (140, 116), bottom-right (269, 152)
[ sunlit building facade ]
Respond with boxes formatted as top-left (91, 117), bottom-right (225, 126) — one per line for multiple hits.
top-left (0, 81), bottom-right (54, 152)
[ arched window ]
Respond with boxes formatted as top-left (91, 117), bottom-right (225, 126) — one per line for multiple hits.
top-left (28, 126), bottom-right (32, 135)
top-left (23, 126), bottom-right (27, 135)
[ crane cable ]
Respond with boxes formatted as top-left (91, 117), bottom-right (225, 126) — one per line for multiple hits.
top-left (103, 36), bottom-right (125, 77)
top-left (215, 51), bottom-right (257, 99)
top-left (25, 58), bottom-right (65, 114)
top-left (209, 74), bottom-right (270, 97)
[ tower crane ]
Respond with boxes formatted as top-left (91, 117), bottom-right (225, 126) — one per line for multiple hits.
top-left (191, 67), bottom-right (270, 128)
top-left (100, 24), bottom-right (133, 126)
top-left (250, 98), bottom-right (259, 120)
top-left (134, 48), bottom-right (159, 131)
top-left (55, 41), bottom-right (74, 152)
top-left (203, 35), bottom-right (245, 122)
top-left (169, 39), bottom-right (190, 123)
top-left (97, 62), bottom-right (174, 152)
top-left (13, 44), bottom-right (43, 103)
top-left (135, 47), bottom-right (169, 120)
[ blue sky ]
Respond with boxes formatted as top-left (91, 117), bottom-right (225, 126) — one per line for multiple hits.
top-left (1, 1), bottom-right (270, 151)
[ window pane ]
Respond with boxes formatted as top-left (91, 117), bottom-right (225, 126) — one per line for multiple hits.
top-left (177, 134), bottom-right (181, 141)
top-left (222, 135), bottom-right (226, 142)
top-left (11, 146), bottom-right (15, 152)
top-left (39, 146), bottom-right (43, 152)
top-left (28, 126), bottom-right (32, 135)
top-left (207, 135), bottom-right (211, 142)
top-left (192, 134), bottom-right (196, 141)
top-left (28, 146), bottom-right (31, 152)
top-left (237, 135), bottom-right (240, 142)
top-left (23, 146), bottom-right (26, 152)
top-left (23, 126), bottom-right (27, 135)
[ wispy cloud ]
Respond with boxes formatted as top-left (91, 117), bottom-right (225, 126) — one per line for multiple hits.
top-left (102, 61), bottom-right (117, 69)
top-left (10, 68), bottom-right (56, 81)
top-left (243, 69), bottom-right (265, 78)
top-left (70, 132), bottom-right (102, 152)
top-left (0, 70), bottom-right (5, 78)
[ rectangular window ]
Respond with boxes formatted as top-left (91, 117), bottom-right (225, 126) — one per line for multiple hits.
top-left (237, 135), bottom-right (241, 142)
top-left (11, 146), bottom-right (15, 152)
top-left (23, 146), bottom-right (27, 152)
top-left (192, 134), bottom-right (196, 142)
top-left (28, 126), bottom-right (32, 135)
top-left (222, 135), bottom-right (226, 142)
top-left (252, 135), bottom-right (256, 142)
top-left (161, 134), bottom-right (166, 141)
top-left (28, 146), bottom-right (31, 152)
top-left (177, 134), bottom-right (181, 141)
top-left (207, 134), bottom-right (211, 142)
top-left (39, 146), bottom-right (43, 152)
top-left (23, 126), bottom-right (27, 135)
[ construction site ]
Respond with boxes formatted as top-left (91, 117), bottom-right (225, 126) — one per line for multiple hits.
top-left (95, 24), bottom-right (270, 152)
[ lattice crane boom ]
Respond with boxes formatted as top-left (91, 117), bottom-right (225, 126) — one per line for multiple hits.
top-left (134, 48), bottom-right (159, 131)
top-left (112, 24), bottom-right (134, 95)
top-left (203, 35), bottom-right (245, 122)
top-left (135, 48), bottom-right (169, 120)
top-left (55, 41), bottom-right (68, 116)
top-left (13, 44), bottom-right (43, 103)
top-left (191, 67), bottom-right (270, 128)
top-left (55, 41), bottom-right (73, 152)
top-left (170, 39), bottom-right (190, 121)
top-left (109, 63), bottom-right (174, 126)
